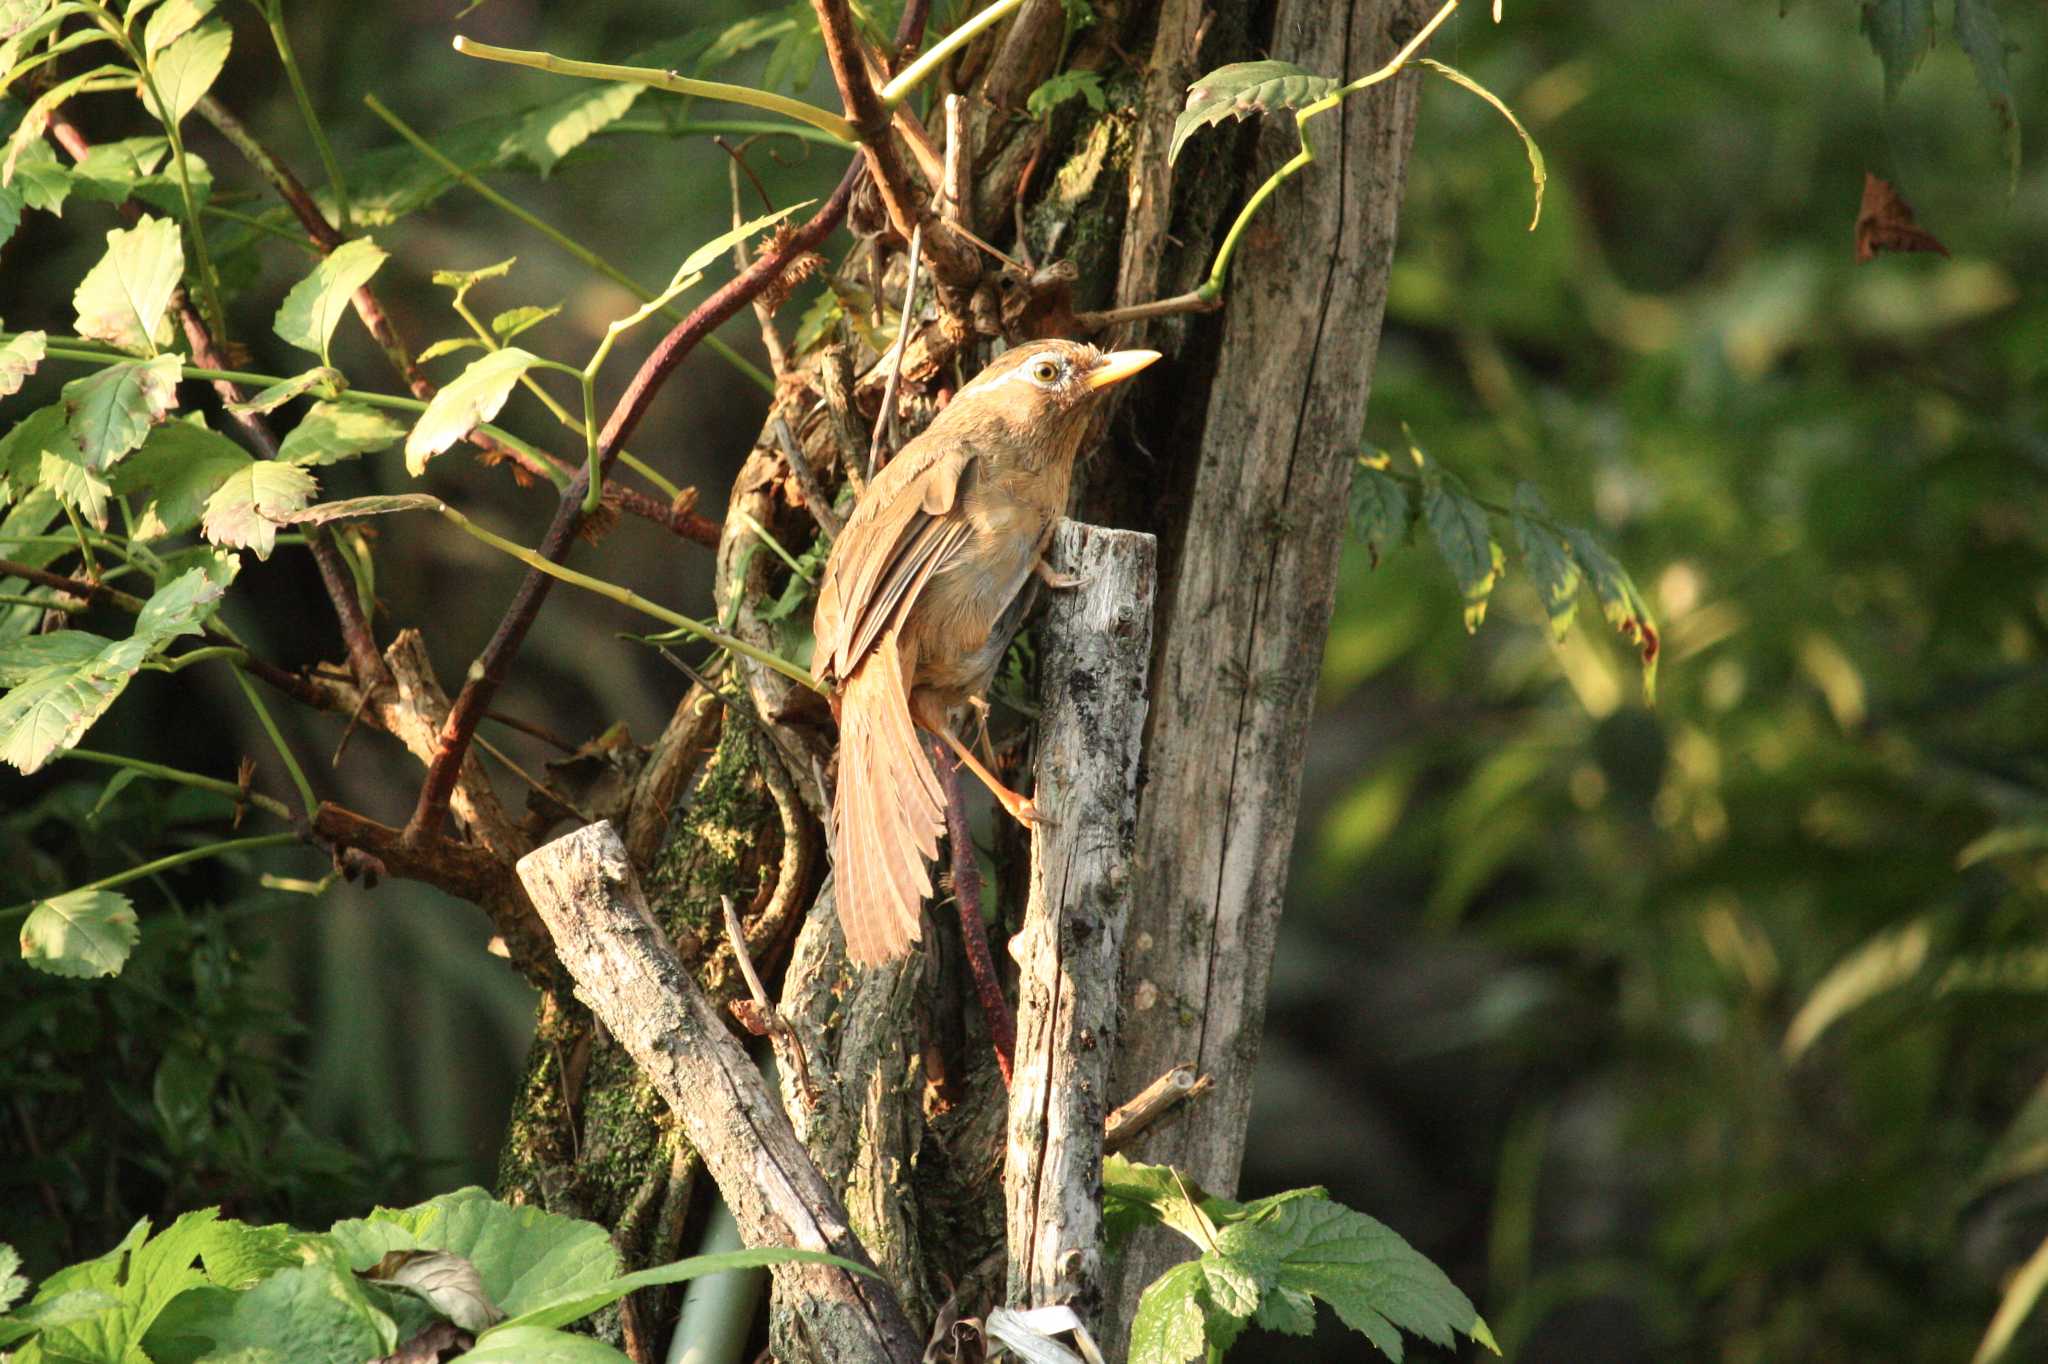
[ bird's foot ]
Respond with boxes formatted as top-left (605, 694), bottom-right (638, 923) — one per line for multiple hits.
top-left (1033, 558), bottom-right (1089, 591)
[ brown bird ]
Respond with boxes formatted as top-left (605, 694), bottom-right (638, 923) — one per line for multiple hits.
top-left (812, 340), bottom-right (1160, 965)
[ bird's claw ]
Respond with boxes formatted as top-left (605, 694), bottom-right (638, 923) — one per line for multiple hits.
top-left (1033, 561), bottom-right (1090, 591)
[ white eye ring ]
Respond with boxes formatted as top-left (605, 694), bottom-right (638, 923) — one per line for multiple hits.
top-left (1027, 355), bottom-right (1062, 386)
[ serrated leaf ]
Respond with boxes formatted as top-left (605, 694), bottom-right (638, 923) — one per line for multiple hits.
top-left (274, 237), bottom-right (387, 364)
top-left (1563, 526), bottom-right (1660, 701)
top-left (672, 200), bottom-right (809, 281)
top-left (0, 402), bottom-right (67, 499)
top-left (1128, 1261), bottom-right (1211, 1364)
top-left (511, 80), bottom-right (642, 175)
top-left (430, 256), bottom-right (516, 298)
top-left (279, 400), bottom-right (404, 466)
top-left (7, 138), bottom-right (71, 215)
top-left (404, 348), bottom-right (538, 474)
top-left (1104, 1155), bottom-right (1236, 1249)
top-left (490, 304), bottom-right (560, 341)
top-left (416, 336), bottom-right (488, 363)
top-left (1953, 0), bottom-right (2019, 192)
top-left (159, 1256), bottom-right (395, 1363)
top-left (71, 214), bottom-right (183, 353)
top-left (224, 366), bottom-right (343, 415)
top-left (1511, 485), bottom-right (1579, 641)
top-left (38, 446), bottom-right (113, 526)
top-left (1350, 462), bottom-right (1411, 568)
top-left (0, 641), bottom-right (144, 772)
top-left (459, 1324), bottom-right (633, 1364)
top-left (20, 888), bottom-right (137, 976)
top-left (202, 461), bottom-right (317, 559)
top-left (1415, 59), bottom-right (1545, 230)
top-left (1170, 59), bottom-right (1339, 166)
top-left (282, 493), bottom-right (443, 526)
top-left (133, 556), bottom-right (236, 643)
top-left (0, 327), bottom-right (43, 395)
top-left (0, 1), bottom-right (55, 43)
top-left (1255, 1285), bottom-right (1318, 1335)
top-left (111, 417), bottom-right (251, 540)
top-left (1423, 472), bottom-right (1504, 633)
top-left (1861, 0), bottom-right (1934, 98)
top-left (1219, 1196), bottom-right (1491, 1361)
top-left (141, 0), bottom-right (212, 56)
top-left (1027, 69), bottom-right (1107, 120)
top-left (6, 64), bottom-right (129, 189)
top-left (139, 19), bottom-right (228, 126)
top-left (30, 1211), bottom-right (215, 1362)
top-left (0, 1242), bottom-right (24, 1314)
top-left (63, 354), bottom-right (183, 471)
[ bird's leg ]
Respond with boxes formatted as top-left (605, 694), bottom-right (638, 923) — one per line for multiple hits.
top-left (966, 694), bottom-right (997, 767)
top-left (1033, 556), bottom-right (1089, 591)
top-left (935, 724), bottom-right (1039, 828)
top-left (930, 736), bottom-right (1015, 1085)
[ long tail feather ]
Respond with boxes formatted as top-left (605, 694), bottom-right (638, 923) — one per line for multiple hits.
top-left (832, 631), bottom-right (943, 965)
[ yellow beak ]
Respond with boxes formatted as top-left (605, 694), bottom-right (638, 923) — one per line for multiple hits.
top-left (1084, 349), bottom-right (1163, 390)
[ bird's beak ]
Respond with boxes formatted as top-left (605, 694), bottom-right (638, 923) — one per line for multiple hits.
top-left (1084, 349), bottom-right (1162, 390)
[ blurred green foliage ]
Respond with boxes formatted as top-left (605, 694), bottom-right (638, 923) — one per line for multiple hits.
top-left (1258, 1), bottom-right (2048, 1360)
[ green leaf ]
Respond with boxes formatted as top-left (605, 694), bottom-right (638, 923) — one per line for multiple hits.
top-left (37, 445), bottom-right (114, 527)
top-left (19, 887), bottom-right (139, 977)
top-left (403, 348), bottom-right (538, 474)
top-left (1952, 0), bottom-right (2019, 191)
top-left (6, 64), bottom-right (130, 189)
top-left (430, 256), bottom-right (516, 301)
top-left (7, 137), bottom-right (72, 215)
top-left (139, 19), bottom-right (229, 126)
top-left (111, 416), bottom-right (252, 540)
top-left (0, 1), bottom-right (56, 44)
top-left (1414, 59), bottom-right (1545, 230)
top-left (0, 1288), bottom-right (124, 1351)
top-left (1104, 1155), bottom-right (1236, 1249)
top-left (1861, 0), bottom-right (1934, 98)
top-left (0, 629), bottom-right (108, 685)
top-left (0, 1243), bottom-right (24, 1312)
top-left (71, 214), bottom-right (184, 353)
top-left (1423, 471), bottom-right (1504, 633)
top-left (1782, 918), bottom-right (1932, 1061)
top-left (672, 200), bottom-right (809, 281)
top-left (1218, 1195), bottom-right (1492, 1360)
top-left (67, 135), bottom-right (169, 202)
top-left (485, 1247), bottom-right (872, 1335)
top-left (1128, 1261), bottom-right (1212, 1364)
top-left (279, 400), bottom-right (404, 466)
top-left (1255, 1284), bottom-right (1318, 1335)
top-left (224, 366), bottom-right (344, 416)
top-left (63, 354), bottom-right (183, 472)
top-left (1027, 68), bottom-right (1107, 120)
top-left (1171, 59), bottom-right (1339, 166)
top-left (141, 0), bottom-right (213, 56)
top-left (0, 402), bottom-right (67, 496)
top-left (202, 460), bottom-right (318, 559)
top-left (1562, 526), bottom-right (1660, 701)
top-left (1974, 1231), bottom-right (2048, 1364)
top-left (1510, 484), bottom-right (1579, 641)
top-left (196, 1220), bottom-right (316, 1289)
top-left (490, 304), bottom-right (560, 341)
top-left (1349, 460), bottom-right (1411, 568)
top-left (1958, 824), bottom-right (2048, 868)
top-left (416, 336), bottom-right (488, 363)
top-left (162, 1256), bottom-right (396, 1363)
top-left (132, 555), bottom-right (237, 643)
top-left (511, 80), bottom-right (643, 175)
top-left (459, 1324), bottom-right (632, 1364)
top-left (274, 237), bottom-right (388, 364)
top-left (0, 327), bottom-right (43, 395)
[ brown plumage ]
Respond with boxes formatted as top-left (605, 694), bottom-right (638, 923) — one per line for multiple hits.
top-left (813, 340), bottom-right (1160, 965)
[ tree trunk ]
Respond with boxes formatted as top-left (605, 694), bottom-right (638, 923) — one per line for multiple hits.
top-left (492, 0), bottom-right (1427, 1356)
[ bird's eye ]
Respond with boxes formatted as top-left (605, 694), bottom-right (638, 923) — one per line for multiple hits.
top-left (1030, 358), bottom-right (1061, 385)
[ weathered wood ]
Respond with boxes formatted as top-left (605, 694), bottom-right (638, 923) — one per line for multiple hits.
top-left (1004, 521), bottom-right (1158, 1325)
top-left (514, 822), bottom-right (922, 1364)
top-left (1103, 1064), bottom-right (1212, 1156)
top-left (1105, 0), bottom-right (1431, 1339)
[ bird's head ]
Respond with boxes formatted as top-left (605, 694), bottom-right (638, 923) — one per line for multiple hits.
top-left (932, 340), bottom-right (1161, 465)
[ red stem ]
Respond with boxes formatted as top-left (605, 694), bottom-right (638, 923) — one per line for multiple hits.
top-left (933, 739), bottom-right (1016, 1085)
top-left (403, 162), bottom-right (865, 844)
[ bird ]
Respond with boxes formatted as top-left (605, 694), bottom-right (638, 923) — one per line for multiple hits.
top-left (812, 339), bottom-right (1160, 965)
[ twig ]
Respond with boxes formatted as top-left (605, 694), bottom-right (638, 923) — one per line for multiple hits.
top-left (774, 416), bottom-right (844, 540)
top-left (404, 163), bottom-right (863, 846)
top-left (721, 893), bottom-right (817, 1105)
top-left (1103, 1065), bottom-right (1213, 1154)
top-left (867, 221), bottom-right (923, 480)
top-left (816, 348), bottom-right (868, 501)
top-left (934, 739), bottom-right (1015, 1085)
top-left (720, 138), bottom-right (792, 377)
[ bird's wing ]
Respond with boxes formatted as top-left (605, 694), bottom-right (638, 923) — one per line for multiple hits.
top-left (815, 437), bottom-right (979, 683)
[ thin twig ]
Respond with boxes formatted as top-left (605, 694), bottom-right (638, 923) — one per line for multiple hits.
top-left (1103, 1065), bottom-right (1214, 1154)
top-left (816, 348), bottom-right (868, 501)
top-left (404, 163), bottom-right (864, 845)
top-left (934, 740), bottom-right (1015, 1085)
top-left (720, 137), bottom-right (791, 377)
top-left (774, 417), bottom-right (844, 540)
top-left (868, 221), bottom-right (923, 480)
top-left (721, 894), bottom-right (817, 1105)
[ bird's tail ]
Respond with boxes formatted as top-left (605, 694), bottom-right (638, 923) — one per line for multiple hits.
top-left (832, 630), bottom-right (944, 965)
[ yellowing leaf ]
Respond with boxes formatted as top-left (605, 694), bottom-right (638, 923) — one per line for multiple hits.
top-left (139, 20), bottom-right (229, 127)
top-left (72, 215), bottom-right (184, 353)
top-left (202, 461), bottom-right (318, 559)
top-left (278, 401), bottom-right (404, 466)
top-left (19, 888), bottom-right (138, 977)
top-left (0, 327), bottom-right (43, 395)
top-left (112, 418), bottom-right (251, 540)
top-left (273, 238), bottom-right (388, 364)
top-left (63, 354), bottom-right (182, 472)
top-left (404, 348), bottom-right (538, 474)
top-left (1423, 472), bottom-right (1503, 633)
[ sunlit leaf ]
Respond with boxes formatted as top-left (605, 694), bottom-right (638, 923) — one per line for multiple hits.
top-left (278, 401), bottom-right (404, 466)
top-left (1510, 484), bottom-right (1579, 640)
top-left (0, 326), bottom-right (43, 395)
top-left (138, 20), bottom-right (229, 127)
top-left (111, 417), bottom-right (250, 540)
top-left (365, 1250), bottom-right (502, 1333)
top-left (37, 445), bottom-right (114, 527)
top-left (1170, 59), bottom-right (1338, 166)
top-left (1563, 527), bottom-right (1660, 702)
top-left (274, 237), bottom-right (387, 365)
top-left (403, 348), bottom-right (538, 474)
top-left (1782, 918), bottom-right (1932, 1061)
top-left (62, 354), bottom-right (182, 471)
top-left (1415, 59), bottom-right (1545, 229)
top-left (224, 366), bottom-right (344, 416)
top-left (141, 0), bottom-right (213, 56)
top-left (0, 638), bottom-right (148, 773)
top-left (201, 461), bottom-right (317, 559)
top-left (1973, 1231), bottom-right (2048, 1364)
top-left (510, 80), bottom-right (642, 175)
top-left (19, 887), bottom-right (137, 977)
top-left (490, 305), bottom-right (559, 342)
top-left (416, 337), bottom-right (488, 364)
top-left (282, 493), bottom-right (442, 526)
top-left (0, 629), bottom-right (107, 686)
top-left (72, 214), bottom-right (184, 353)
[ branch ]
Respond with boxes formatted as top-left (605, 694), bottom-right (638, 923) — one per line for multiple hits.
top-left (515, 822), bottom-right (922, 1363)
top-left (403, 163), bottom-right (862, 845)
top-left (1004, 522), bottom-right (1158, 1326)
